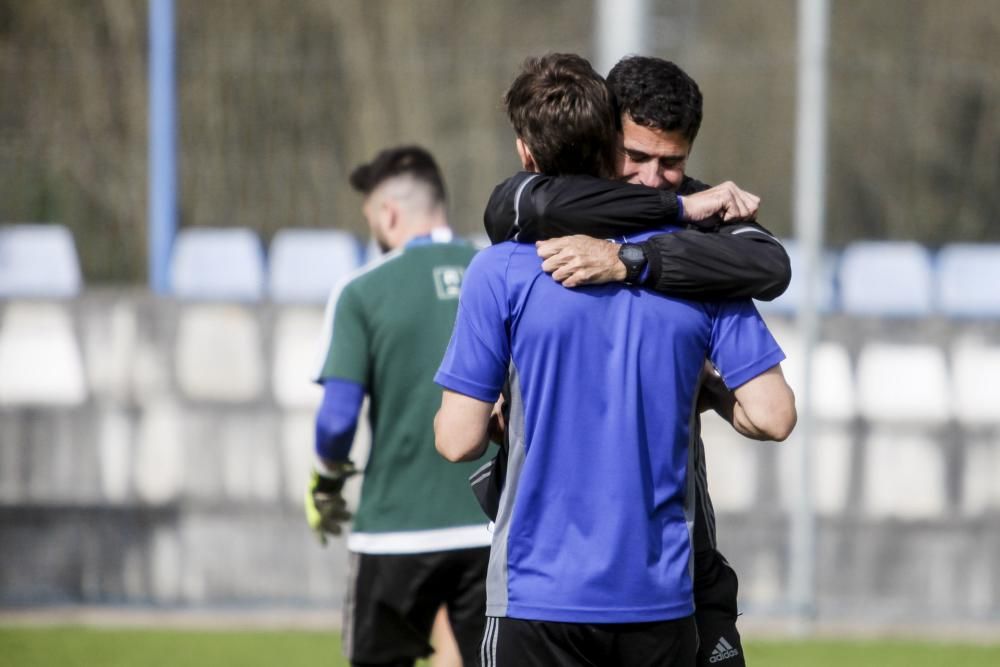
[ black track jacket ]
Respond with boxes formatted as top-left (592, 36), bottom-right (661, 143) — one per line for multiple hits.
top-left (483, 172), bottom-right (791, 302)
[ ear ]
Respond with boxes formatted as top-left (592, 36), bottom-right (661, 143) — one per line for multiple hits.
top-left (515, 138), bottom-right (538, 172)
top-left (381, 199), bottom-right (399, 231)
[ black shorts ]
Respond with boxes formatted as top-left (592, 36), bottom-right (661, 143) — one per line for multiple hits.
top-left (482, 615), bottom-right (698, 667)
top-left (693, 549), bottom-right (744, 667)
top-left (342, 547), bottom-right (489, 667)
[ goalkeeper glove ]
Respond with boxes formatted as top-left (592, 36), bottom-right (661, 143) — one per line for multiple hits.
top-left (304, 460), bottom-right (358, 545)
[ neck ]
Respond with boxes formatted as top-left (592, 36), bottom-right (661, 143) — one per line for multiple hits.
top-left (392, 209), bottom-right (449, 248)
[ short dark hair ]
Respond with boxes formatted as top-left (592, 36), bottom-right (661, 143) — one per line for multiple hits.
top-left (349, 145), bottom-right (446, 204)
top-left (607, 56), bottom-right (703, 143)
top-left (503, 53), bottom-right (617, 178)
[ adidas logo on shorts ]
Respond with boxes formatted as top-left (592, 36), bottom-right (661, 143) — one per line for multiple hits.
top-left (708, 636), bottom-right (740, 663)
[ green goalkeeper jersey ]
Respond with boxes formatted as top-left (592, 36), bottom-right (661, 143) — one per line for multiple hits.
top-left (314, 230), bottom-right (490, 553)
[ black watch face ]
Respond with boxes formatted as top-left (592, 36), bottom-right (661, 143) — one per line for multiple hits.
top-left (621, 244), bottom-right (645, 264)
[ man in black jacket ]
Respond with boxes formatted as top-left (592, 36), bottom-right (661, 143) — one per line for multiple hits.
top-left (484, 55), bottom-right (790, 667)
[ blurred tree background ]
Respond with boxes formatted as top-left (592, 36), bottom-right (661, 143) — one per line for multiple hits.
top-left (0, 0), bottom-right (997, 283)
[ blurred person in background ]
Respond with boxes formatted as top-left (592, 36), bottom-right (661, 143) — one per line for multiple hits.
top-left (483, 54), bottom-right (790, 667)
top-left (435, 52), bottom-right (796, 666)
top-left (305, 146), bottom-right (490, 667)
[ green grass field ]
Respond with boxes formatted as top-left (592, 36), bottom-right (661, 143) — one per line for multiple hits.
top-left (2, 627), bottom-right (1000, 667)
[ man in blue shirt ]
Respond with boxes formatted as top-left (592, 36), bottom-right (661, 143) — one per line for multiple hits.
top-left (434, 54), bottom-right (796, 666)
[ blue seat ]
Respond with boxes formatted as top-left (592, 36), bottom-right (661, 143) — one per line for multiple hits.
top-left (267, 229), bottom-right (361, 303)
top-left (936, 243), bottom-right (1000, 318)
top-left (0, 224), bottom-right (82, 298)
top-left (170, 227), bottom-right (265, 301)
top-left (839, 241), bottom-right (933, 316)
top-left (755, 239), bottom-right (837, 315)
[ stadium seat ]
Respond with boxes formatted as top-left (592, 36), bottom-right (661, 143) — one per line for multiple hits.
top-left (756, 239), bottom-right (838, 315)
top-left (272, 307), bottom-right (325, 409)
top-left (962, 435), bottom-right (1000, 516)
top-left (170, 227), bottom-right (265, 301)
top-left (856, 343), bottom-right (950, 423)
top-left (0, 224), bottom-right (82, 298)
top-left (280, 412), bottom-right (316, 504)
top-left (174, 305), bottom-right (263, 402)
top-left (839, 241), bottom-right (933, 316)
top-left (699, 413), bottom-right (758, 512)
top-left (951, 338), bottom-right (1000, 425)
top-left (133, 400), bottom-right (184, 503)
top-left (777, 338), bottom-right (856, 421)
top-left (778, 425), bottom-right (853, 515)
top-left (217, 414), bottom-right (282, 502)
top-left (937, 243), bottom-right (1000, 317)
top-left (267, 229), bottom-right (361, 303)
top-left (0, 303), bottom-right (87, 405)
top-left (863, 429), bottom-right (946, 519)
top-left (279, 406), bottom-right (371, 506)
top-left (97, 408), bottom-right (132, 502)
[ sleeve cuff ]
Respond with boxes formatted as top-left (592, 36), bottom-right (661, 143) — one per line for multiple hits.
top-left (434, 371), bottom-right (502, 404)
top-left (722, 348), bottom-right (787, 389)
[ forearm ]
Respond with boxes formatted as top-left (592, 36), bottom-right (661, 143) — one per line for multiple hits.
top-left (434, 390), bottom-right (493, 462)
top-left (702, 364), bottom-right (796, 441)
top-left (315, 378), bottom-right (364, 464)
top-left (728, 366), bottom-right (797, 441)
top-left (484, 173), bottom-right (682, 243)
top-left (708, 384), bottom-right (785, 441)
top-left (642, 225), bottom-right (791, 301)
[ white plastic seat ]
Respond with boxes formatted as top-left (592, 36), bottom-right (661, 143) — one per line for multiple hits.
top-left (268, 229), bottom-right (360, 304)
top-left (862, 428), bottom-right (946, 519)
top-left (0, 224), bottom-right (82, 298)
top-left (133, 400), bottom-right (184, 504)
top-left (756, 239), bottom-right (837, 315)
top-left (174, 305), bottom-right (263, 402)
top-left (778, 425), bottom-right (853, 515)
top-left (856, 343), bottom-right (950, 423)
top-left (937, 243), bottom-right (1000, 317)
top-left (839, 241), bottom-right (933, 316)
top-left (962, 434), bottom-right (1000, 516)
top-left (170, 227), bottom-right (264, 301)
top-left (777, 337), bottom-right (855, 421)
top-left (951, 338), bottom-right (1000, 425)
top-left (699, 413), bottom-right (758, 512)
top-left (0, 303), bottom-right (87, 405)
top-left (272, 307), bottom-right (325, 409)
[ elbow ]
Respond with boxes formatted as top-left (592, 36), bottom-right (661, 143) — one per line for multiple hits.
top-left (756, 252), bottom-right (793, 302)
top-left (433, 410), bottom-right (468, 463)
top-left (436, 440), bottom-right (467, 463)
top-left (768, 410), bottom-right (797, 442)
top-left (766, 396), bottom-right (798, 442)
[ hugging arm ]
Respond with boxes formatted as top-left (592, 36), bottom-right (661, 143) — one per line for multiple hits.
top-left (484, 173), bottom-right (790, 301)
top-left (702, 364), bottom-right (797, 442)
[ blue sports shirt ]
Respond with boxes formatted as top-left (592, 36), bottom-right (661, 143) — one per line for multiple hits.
top-left (435, 229), bottom-right (784, 624)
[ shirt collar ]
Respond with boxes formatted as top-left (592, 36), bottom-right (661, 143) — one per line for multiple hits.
top-left (406, 226), bottom-right (454, 248)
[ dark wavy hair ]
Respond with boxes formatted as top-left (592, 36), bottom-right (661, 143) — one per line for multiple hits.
top-left (349, 145), bottom-right (446, 204)
top-left (503, 53), bottom-right (617, 178)
top-left (607, 56), bottom-right (703, 143)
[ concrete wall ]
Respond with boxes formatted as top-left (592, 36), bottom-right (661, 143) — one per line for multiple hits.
top-left (1, 291), bottom-right (999, 624)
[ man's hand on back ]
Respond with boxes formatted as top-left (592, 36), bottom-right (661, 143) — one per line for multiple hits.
top-left (681, 181), bottom-right (760, 225)
top-left (536, 235), bottom-right (625, 287)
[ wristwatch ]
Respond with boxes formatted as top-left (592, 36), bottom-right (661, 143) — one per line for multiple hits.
top-left (618, 243), bottom-right (647, 285)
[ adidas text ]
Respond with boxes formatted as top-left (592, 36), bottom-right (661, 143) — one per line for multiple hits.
top-left (709, 637), bottom-right (740, 663)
